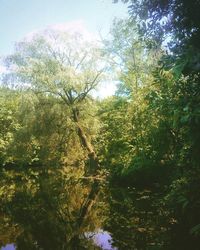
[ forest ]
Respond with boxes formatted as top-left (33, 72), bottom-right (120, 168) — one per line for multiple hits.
top-left (0, 0), bottom-right (200, 249)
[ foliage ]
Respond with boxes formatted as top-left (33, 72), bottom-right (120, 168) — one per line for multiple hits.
top-left (0, 2), bottom-right (200, 248)
top-left (0, 167), bottom-right (107, 249)
top-left (112, 0), bottom-right (200, 248)
top-left (0, 87), bottom-right (86, 168)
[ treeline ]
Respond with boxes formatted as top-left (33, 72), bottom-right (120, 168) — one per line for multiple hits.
top-left (104, 1), bottom-right (200, 248)
top-left (0, 0), bottom-right (200, 249)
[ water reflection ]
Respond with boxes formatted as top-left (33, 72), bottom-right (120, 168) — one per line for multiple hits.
top-left (1, 244), bottom-right (15, 250)
top-left (0, 167), bottom-right (170, 249)
top-left (86, 230), bottom-right (117, 250)
top-left (0, 167), bottom-right (111, 249)
top-left (104, 187), bottom-right (171, 250)
top-left (2, 231), bottom-right (117, 250)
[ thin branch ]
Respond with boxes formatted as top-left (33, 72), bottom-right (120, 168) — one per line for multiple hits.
top-left (75, 52), bottom-right (88, 70)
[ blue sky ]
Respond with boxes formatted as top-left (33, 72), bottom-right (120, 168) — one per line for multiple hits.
top-left (0, 0), bottom-right (128, 97)
top-left (0, 0), bottom-right (128, 56)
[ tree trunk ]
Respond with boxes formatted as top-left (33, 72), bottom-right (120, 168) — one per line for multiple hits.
top-left (69, 107), bottom-right (102, 235)
top-left (77, 179), bottom-right (99, 227)
top-left (72, 108), bottom-right (100, 175)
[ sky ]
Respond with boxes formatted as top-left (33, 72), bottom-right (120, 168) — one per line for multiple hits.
top-left (0, 0), bottom-right (128, 55)
top-left (0, 0), bottom-right (128, 97)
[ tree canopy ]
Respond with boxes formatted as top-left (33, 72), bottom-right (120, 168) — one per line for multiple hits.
top-left (0, 1), bottom-right (200, 248)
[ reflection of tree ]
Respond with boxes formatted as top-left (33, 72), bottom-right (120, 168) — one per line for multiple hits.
top-left (0, 216), bottom-right (20, 249)
top-left (105, 188), bottom-right (171, 250)
top-left (0, 168), bottom-right (107, 250)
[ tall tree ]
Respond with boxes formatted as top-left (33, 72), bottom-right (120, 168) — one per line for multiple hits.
top-left (3, 29), bottom-right (105, 175)
top-left (104, 18), bottom-right (161, 98)
top-left (114, 0), bottom-right (200, 73)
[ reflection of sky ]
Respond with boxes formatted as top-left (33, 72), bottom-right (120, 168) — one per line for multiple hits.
top-left (2, 231), bottom-right (116, 250)
top-left (1, 244), bottom-right (15, 250)
top-left (88, 230), bottom-right (117, 250)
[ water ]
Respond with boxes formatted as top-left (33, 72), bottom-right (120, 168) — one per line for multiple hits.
top-left (86, 230), bottom-right (117, 250)
top-left (1, 232), bottom-right (116, 250)
top-left (1, 231), bottom-right (116, 250)
top-left (0, 168), bottom-right (170, 249)
top-left (1, 244), bottom-right (15, 250)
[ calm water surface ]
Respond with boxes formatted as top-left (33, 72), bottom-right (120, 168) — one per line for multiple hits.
top-left (1, 230), bottom-right (116, 250)
top-left (0, 168), bottom-right (168, 249)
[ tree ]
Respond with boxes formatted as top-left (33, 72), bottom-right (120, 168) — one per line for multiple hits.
top-left (113, 1), bottom-right (200, 247)
top-left (4, 29), bottom-right (105, 175)
top-left (104, 18), bottom-right (160, 96)
top-left (114, 0), bottom-right (200, 73)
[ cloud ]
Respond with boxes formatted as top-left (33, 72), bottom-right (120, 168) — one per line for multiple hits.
top-left (0, 65), bottom-right (6, 74)
top-left (50, 20), bottom-right (99, 42)
top-left (25, 20), bottom-right (99, 42)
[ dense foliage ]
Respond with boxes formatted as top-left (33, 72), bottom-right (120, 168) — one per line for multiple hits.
top-left (0, 0), bottom-right (200, 249)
